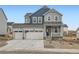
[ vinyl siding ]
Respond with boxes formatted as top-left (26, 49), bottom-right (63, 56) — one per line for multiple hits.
top-left (44, 10), bottom-right (62, 22)
top-left (0, 10), bottom-right (7, 35)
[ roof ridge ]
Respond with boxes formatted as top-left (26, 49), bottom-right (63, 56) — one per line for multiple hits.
top-left (31, 6), bottom-right (50, 16)
top-left (31, 7), bottom-right (44, 16)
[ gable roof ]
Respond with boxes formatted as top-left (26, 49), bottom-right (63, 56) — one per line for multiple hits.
top-left (0, 8), bottom-right (8, 20)
top-left (43, 8), bottom-right (62, 16)
top-left (52, 8), bottom-right (62, 16)
top-left (7, 22), bottom-right (14, 25)
top-left (31, 6), bottom-right (50, 17)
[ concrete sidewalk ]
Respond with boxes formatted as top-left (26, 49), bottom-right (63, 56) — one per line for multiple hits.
top-left (0, 48), bottom-right (79, 54)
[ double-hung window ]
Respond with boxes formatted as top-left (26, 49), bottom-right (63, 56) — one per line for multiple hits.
top-left (54, 16), bottom-right (58, 21)
top-left (38, 17), bottom-right (42, 23)
top-left (48, 16), bottom-right (50, 20)
top-left (32, 17), bottom-right (37, 23)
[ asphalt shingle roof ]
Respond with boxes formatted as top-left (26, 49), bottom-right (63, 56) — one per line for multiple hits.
top-left (24, 13), bottom-right (32, 17)
top-left (13, 23), bottom-right (43, 28)
top-left (7, 22), bottom-right (14, 25)
top-left (31, 6), bottom-right (50, 16)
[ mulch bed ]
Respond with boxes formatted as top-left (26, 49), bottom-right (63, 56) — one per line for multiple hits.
top-left (0, 40), bottom-right (8, 47)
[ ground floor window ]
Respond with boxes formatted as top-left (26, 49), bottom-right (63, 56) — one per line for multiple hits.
top-left (55, 27), bottom-right (58, 33)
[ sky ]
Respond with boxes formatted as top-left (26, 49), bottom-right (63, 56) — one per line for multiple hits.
top-left (0, 5), bottom-right (79, 30)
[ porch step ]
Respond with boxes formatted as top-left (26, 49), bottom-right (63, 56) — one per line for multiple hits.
top-left (46, 37), bottom-right (52, 40)
top-left (45, 37), bottom-right (63, 40)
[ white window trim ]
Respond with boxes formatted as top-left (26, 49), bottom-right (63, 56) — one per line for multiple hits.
top-left (48, 16), bottom-right (51, 21)
top-left (32, 17), bottom-right (37, 23)
top-left (38, 17), bottom-right (42, 23)
top-left (54, 16), bottom-right (59, 21)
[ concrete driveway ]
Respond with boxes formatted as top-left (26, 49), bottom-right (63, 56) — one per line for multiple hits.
top-left (0, 39), bottom-right (44, 50)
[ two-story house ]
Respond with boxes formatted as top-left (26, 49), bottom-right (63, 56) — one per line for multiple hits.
top-left (13, 6), bottom-right (63, 40)
top-left (0, 8), bottom-right (7, 36)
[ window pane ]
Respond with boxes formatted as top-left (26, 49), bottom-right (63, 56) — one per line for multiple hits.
top-left (55, 16), bottom-right (58, 20)
top-left (48, 17), bottom-right (50, 20)
top-left (34, 20), bottom-right (36, 22)
top-left (33, 17), bottom-right (37, 23)
top-left (14, 31), bottom-right (18, 32)
top-left (19, 31), bottom-right (22, 32)
top-left (38, 17), bottom-right (42, 23)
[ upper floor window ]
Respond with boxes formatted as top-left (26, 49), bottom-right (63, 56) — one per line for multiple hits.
top-left (48, 16), bottom-right (50, 20)
top-left (32, 17), bottom-right (37, 23)
top-left (54, 16), bottom-right (58, 21)
top-left (38, 17), bottom-right (42, 23)
top-left (55, 27), bottom-right (58, 33)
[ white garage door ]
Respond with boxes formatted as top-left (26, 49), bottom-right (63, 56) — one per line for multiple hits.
top-left (14, 31), bottom-right (24, 39)
top-left (25, 31), bottom-right (43, 40)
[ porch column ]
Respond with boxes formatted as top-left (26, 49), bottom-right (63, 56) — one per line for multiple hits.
top-left (60, 25), bottom-right (63, 37)
top-left (57, 26), bottom-right (60, 33)
top-left (23, 28), bottom-right (25, 39)
top-left (51, 26), bottom-right (53, 37)
top-left (44, 25), bottom-right (46, 38)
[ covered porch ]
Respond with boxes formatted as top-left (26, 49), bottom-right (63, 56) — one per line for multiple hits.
top-left (44, 24), bottom-right (63, 40)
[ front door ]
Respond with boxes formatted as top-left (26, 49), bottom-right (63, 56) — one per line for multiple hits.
top-left (46, 26), bottom-right (51, 37)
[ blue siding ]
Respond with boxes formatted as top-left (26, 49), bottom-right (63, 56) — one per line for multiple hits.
top-left (30, 16), bottom-right (44, 24)
top-left (25, 6), bottom-right (50, 24)
top-left (30, 17), bottom-right (32, 24)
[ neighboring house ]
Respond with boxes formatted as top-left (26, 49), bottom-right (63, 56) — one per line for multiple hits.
top-left (63, 30), bottom-right (76, 41)
top-left (76, 28), bottom-right (79, 40)
top-left (0, 8), bottom-right (7, 36)
top-left (7, 22), bottom-right (14, 34)
top-left (13, 6), bottom-right (64, 40)
top-left (63, 24), bottom-right (68, 36)
top-left (68, 30), bottom-right (76, 37)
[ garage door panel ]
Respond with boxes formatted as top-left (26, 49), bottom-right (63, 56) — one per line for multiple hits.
top-left (32, 32), bottom-right (43, 39)
top-left (14, 32), bottom-right (23, 39)
top-left (25, 32), bottom-right (43, 40)
top-left (26, 32), bottom-right (31, 39)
